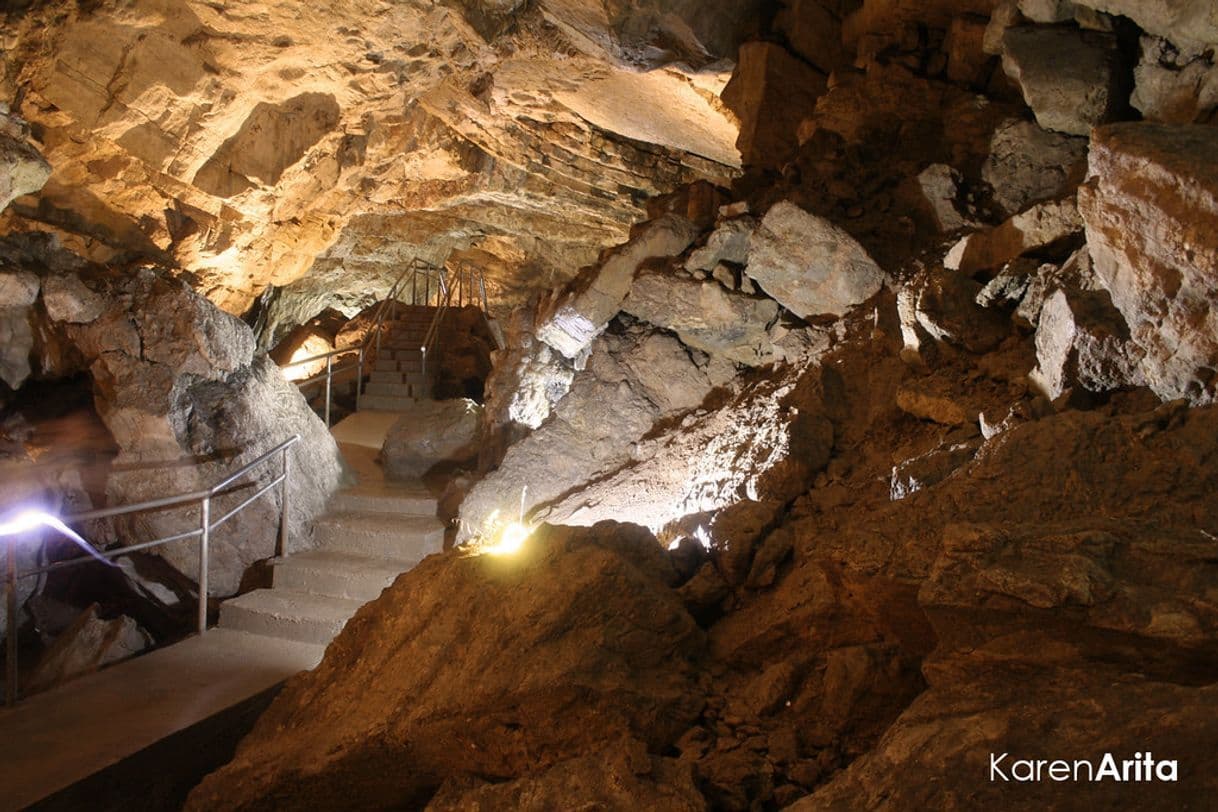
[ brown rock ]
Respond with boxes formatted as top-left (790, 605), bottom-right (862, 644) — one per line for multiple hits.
top-left (1078, 123), bottom-right (1218, 403)
top-left (944, 197), bottom-right (1083, 274)
top-left (722, 42), bottom-right (828, 170)
top-left (187, 523), bottom-right (706, 810)
top-left (1001, 25), bottom-right (1131, 136)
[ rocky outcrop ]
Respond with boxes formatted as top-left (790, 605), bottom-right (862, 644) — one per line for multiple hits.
top-left (981, 118), bottom-right (1088, 218)
top-left (187, 522), bottom-right (706, 810)
top-left (4, 239), bottom-right (344, 596)
top-left (1000, 26), bottom-right (1130, 136)
top-left (0, 113), bottom-right (51, 212)
top-left (746, 202), bottom-right (887, 319)
top-left (535, 215), bottom-right (701, 359)
top-left (3, 0), bottom-right (744, 315)
top-left (1078, 123), bottom-right (1218, 403)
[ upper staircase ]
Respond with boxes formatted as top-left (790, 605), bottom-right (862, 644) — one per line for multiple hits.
top-left (362, 305), bottom-right (436, 409)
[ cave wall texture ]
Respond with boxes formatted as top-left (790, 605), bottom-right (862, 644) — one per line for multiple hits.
top-left (3, 0), bottom-right (1218, 808)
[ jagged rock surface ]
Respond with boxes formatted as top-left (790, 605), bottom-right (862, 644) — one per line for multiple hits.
top-left (1078, 123), bottom-right (1218, 403)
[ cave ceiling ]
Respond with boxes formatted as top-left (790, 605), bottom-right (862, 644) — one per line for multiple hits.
top-left (0, 0), bottom-right (753, 325)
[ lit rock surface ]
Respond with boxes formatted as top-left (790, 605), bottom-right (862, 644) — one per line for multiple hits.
top-left (1000, 25), bottom-right (1129, 136)
top-left (746, 202), bottom-right (887, 319)
top-left (1132, 35), bottom-right (1218, 124)
top-left (944, 197), bottom-right (1083, 274)
top-left (1078, 123), bottom-right (1218, 403)
top-left (0, 114), bottom-right (51, 211)
top-left (622, 271), bottom-right (780, 366)
top-left (535, 215), bottom-right (701, 359)
top-left (2, 0), bottom-right (744, 315)
top-left (1030, 287), bottom-right (1141, 400)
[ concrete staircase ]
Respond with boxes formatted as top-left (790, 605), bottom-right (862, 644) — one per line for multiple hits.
top-left (219, 476), bottom-right (443, 646)
top-left (360, 306), bottom-right (436, 410)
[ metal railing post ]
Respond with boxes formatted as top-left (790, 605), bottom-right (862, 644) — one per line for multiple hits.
top-left (279, 447), bottom-right (291, 558)
top-left (6, 537), bottom-right (17, 706)
top-left (355, 346), bottom-right (364, 411)
top-left (198, 498), bottom-right (210, 636)
top-left (324, 355), bottom-right (333, 427)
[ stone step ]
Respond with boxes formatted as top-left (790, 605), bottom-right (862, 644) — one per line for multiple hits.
top-left (365, 381), bottom-right (429, 398)
top-left (314, 512), bottom-right (445, 563)
top-left (273, 550), bottom-right (404, 602)
top-left (218, 589), bottom-right (364, 645)
top-left (361, 392), bottom-right (432, 410)
top-left (385, 349), bottom-right (424, 361)
top-left (368, 370), bottom-right (429, 386)
top-left (329, 484), bottom-right (436, 516)
top-left (373, 359), bottom-right (424, 373)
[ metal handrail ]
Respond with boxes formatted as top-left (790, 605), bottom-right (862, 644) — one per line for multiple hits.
top-left (2, 434), bottom-right (301, 705)
top-left (282, 259), bottom-right (444, 426)
top-left (421, 263), bottom-right (491, 374)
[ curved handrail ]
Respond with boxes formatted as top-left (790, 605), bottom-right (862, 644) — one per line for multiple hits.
top-left (3, 434), bottom-right (302, 705)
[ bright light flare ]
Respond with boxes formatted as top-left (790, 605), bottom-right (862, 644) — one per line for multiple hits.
top-left (481, 521), bottom-right (531, 556)
top-left (0, 509), bottom-right (116, 567)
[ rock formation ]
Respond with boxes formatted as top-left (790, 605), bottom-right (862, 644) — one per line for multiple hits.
top-left (6, 0), bottom-right (1218, 807)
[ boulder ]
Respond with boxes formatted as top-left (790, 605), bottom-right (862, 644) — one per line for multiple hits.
top-left (685, 218), bottom-right (754, 273)
top-left (944, 197), bottom-right (1083, 274)
top-left (0, 128), bottom-right (51, 211)
top-left (26, 604), bottom-right (150, 693)
top-left (1131, 35), bottom-right (1218, 124)
top-left (622, 272), bottom-right (779, 366)
top-left (906, 164), bottom-right (969, 233)
top-left (381, 399), bottom-right (483, 480)
top-left (981, 118), bottom-right (1088, 218)
top-left (721, 42), bottom-right (828, 170)
top-left (459, 327), bottom-right (723, 540)
top-left (747, 202), bottom-right (887, 319)
top-left (187, 523), bottom-right (706, 810)
top-left (1029, 287), bottom-right (1142, 400)
top-left (1000, 26), bottom-right (1130, 136)
top-left (535, 215), bottom-right (701, 359)
top-left (1078, 123), bottom-right (1218, 403)
top-left (42, 275), bottom-right (106, 324)
top-left (1072, 0), bottom-right (1218, 53)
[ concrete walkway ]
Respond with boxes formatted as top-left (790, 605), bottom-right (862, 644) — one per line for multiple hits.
top-left (0, 629), bottom-right (324, 811)
top-left (0, 405), bottom-right (442, 809)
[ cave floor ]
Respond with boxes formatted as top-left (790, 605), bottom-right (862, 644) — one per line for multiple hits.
top-left (0, 628), bottom-right (324, 811)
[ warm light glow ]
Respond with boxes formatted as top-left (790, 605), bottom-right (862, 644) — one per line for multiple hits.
top-left (482, 521), bottom-right (531, 556)
top-left (283, 334), bottom-right (334, 381)
top-left (0, 509), bottom-right (115, 567)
